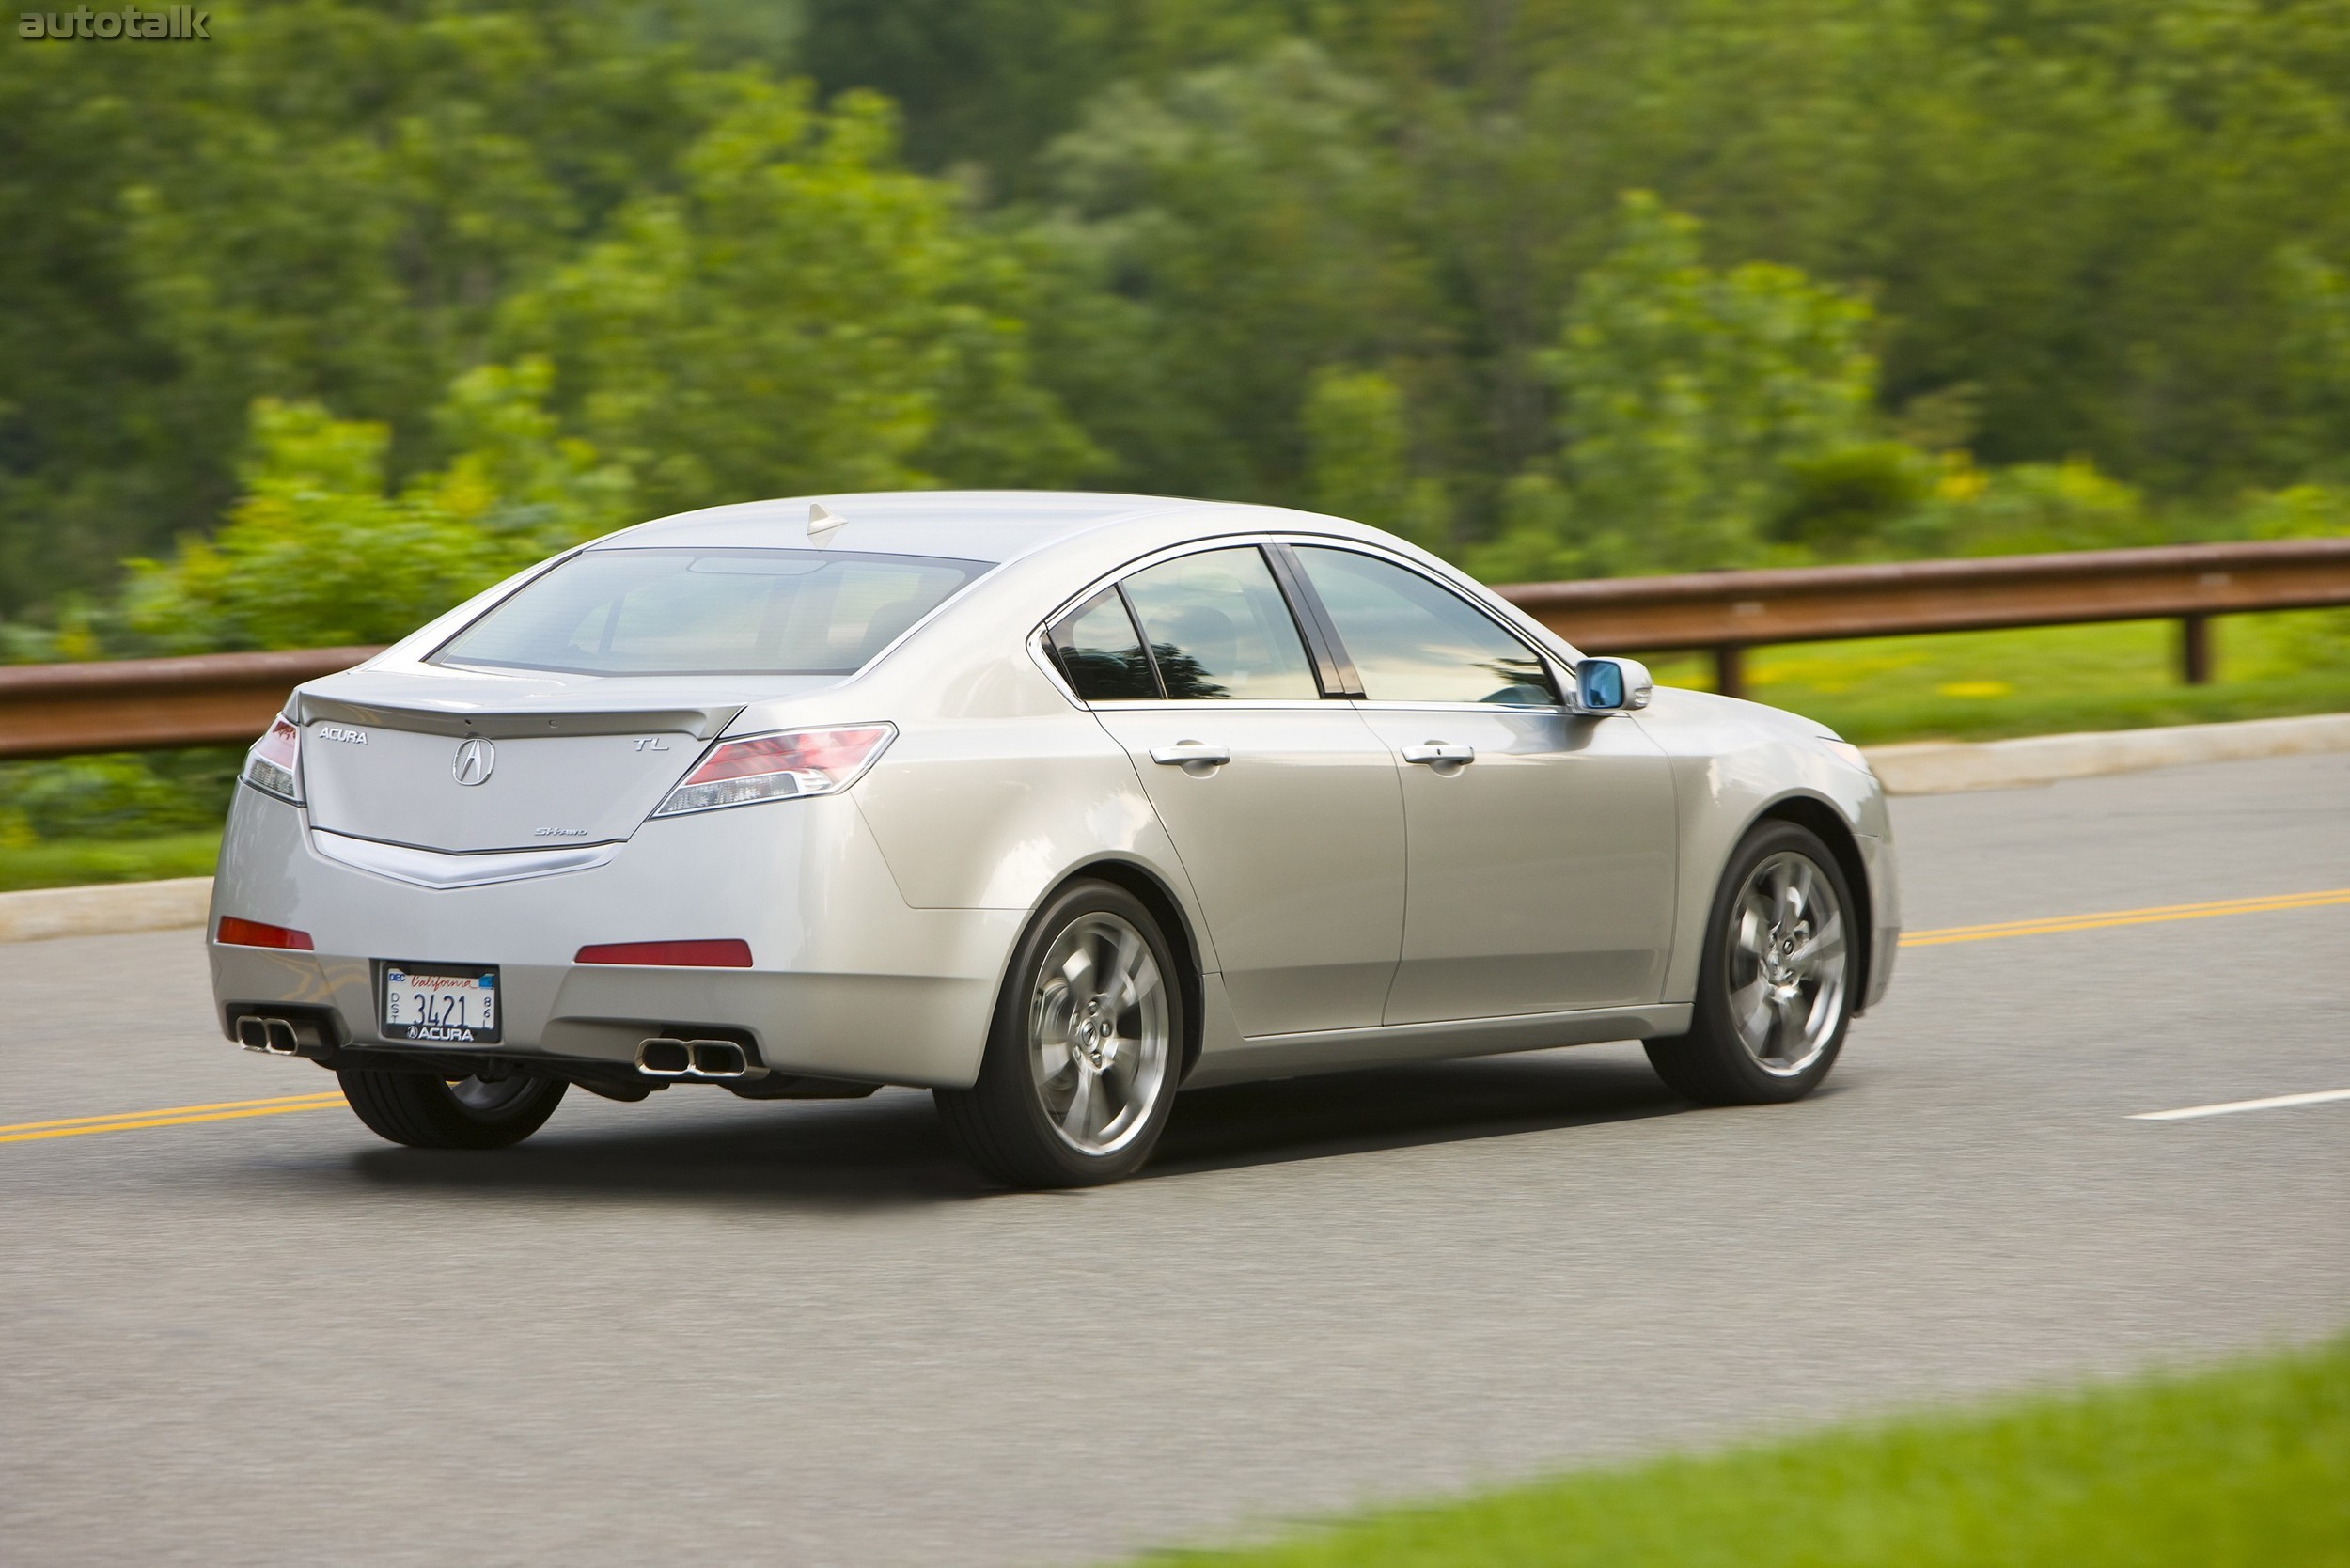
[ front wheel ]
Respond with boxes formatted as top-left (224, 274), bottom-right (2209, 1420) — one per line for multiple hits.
top-left (1645, 821), bottom-right (1857, 1105)
top-left (337, 1067), bottom-right (567, 1150)
top-left (935, 880), bottom-right (1183, 1188)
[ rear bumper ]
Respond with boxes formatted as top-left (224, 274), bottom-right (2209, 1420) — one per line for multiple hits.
top-left (206, 787), bottom-right (1020, 1089)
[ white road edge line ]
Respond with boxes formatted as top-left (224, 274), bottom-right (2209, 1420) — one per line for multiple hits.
top-left (2129, 1088), bottom-right (2350, 1121)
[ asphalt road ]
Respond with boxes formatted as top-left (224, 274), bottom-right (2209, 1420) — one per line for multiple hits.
top-left (3, 751), bottom-right (2346, 1567)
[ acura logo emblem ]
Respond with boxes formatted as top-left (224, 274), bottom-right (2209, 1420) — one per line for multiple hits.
top-left (452, 737), bottom-right (496, 786)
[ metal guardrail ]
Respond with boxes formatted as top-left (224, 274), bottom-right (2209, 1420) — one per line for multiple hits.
top-left (0, 646), bottom-right (385, 761)
top-left (1506, 537), bottom-right (2350, 697)
top-left (2, 539), bottom-right (2346, 760)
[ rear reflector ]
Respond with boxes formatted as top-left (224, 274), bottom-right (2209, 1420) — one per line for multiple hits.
top-left (216, 917), bottom-right (314, 950)
top-left (574, 939), bottom-right (754, 967)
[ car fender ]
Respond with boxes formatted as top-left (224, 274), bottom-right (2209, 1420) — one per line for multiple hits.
top-left (1629, 688), bottom-right (1894, 1009)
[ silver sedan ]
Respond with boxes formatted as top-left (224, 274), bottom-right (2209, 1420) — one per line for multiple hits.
top-left (209, 492), bottom-right (1899, 1185)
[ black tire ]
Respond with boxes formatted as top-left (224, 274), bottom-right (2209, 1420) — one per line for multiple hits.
top-left (1645, 820), bottom-right (1859, 1105)
top-left (337, 1068), bottom-right (566, 1150)
top-left (935, 879), bottom-right (1186, 1188)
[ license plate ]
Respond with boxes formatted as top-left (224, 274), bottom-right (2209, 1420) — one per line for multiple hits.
top-left (379, 963), bottom-right (501, 1044)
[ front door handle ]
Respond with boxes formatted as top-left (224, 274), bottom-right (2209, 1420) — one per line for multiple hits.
top-left (1401, 742), bottom-right (1476, 766)
top-left (1150, 741), bottom-right (1231, 768)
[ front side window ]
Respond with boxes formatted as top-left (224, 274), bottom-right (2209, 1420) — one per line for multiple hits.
top-left (433, 548), bottom-right (990, 677)
top-left (1119, 546), bottom-right (1321, 700)
top-left (1294, 547), bottom-right (1556, 705)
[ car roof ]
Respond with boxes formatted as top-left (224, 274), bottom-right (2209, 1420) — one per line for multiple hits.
top-left (588, 489), bottom-right (1393, 564)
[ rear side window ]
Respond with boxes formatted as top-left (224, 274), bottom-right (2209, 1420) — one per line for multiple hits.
top-left (1119, 547), bottom-right (1320, 700)
top-left (1048, 590), bottom-right (1158, 700)
top-left (1294, 546), bottom-right (1557, 705)
top-left (433, 548), bottom-right (990, 677)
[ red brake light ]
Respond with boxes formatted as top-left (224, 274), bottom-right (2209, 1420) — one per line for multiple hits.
top-left (651, 724), bottom-right (895, 817)
top-left (574, 939), bottom-right (754, 967)
top-left (217, 917), bottom-right (314, 950)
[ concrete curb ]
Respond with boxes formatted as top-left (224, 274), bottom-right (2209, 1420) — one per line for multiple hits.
top-left (0, 876), bottom-right (212, 944)
top-left (1864, 711), bottom-right (2350, 794)
top-left (2, 712), bottom-right (2344, 940)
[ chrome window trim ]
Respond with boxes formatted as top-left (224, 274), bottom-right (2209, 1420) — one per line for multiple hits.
top-left (1026, 625), bottom-right (1089, 709)
top-left (1032, 533), bottom-right (1340, 710)
top-left (1028, 530), bottom-right (1580, 713)
top-left (1346, 699), bottom-right (1568, 714)
top-left (1087, 698), bottom-right (1348, 713)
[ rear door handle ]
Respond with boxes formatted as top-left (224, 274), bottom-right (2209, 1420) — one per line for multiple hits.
top-left (1150, 741), bottom-right (1231, 767)
top-left (1401, 742), bottom-right (1476, 766)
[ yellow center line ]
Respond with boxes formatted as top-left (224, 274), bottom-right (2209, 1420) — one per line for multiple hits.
top-left (1904, 887), bottom-right (2350, 948)
top-left (0, 1092), bottom-right (346, 1145)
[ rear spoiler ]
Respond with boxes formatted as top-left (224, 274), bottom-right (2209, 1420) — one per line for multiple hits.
top-left (294, 691), bottom-right (743, 741)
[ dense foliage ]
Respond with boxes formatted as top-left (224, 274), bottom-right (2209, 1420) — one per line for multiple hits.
top-left (8, 0), bottom-right (2350, 653)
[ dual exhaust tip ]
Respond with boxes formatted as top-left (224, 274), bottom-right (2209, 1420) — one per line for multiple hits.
top-left (236, 1013), bottom-right (325, 1057)
top-left (635, 1037), bottom-right (753, 1080)
top-left (240, 1012), bottom-right (749, 1079)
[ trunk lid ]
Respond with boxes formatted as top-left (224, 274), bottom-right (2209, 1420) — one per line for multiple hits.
top-left (291, 666), bottom-right (836, 854)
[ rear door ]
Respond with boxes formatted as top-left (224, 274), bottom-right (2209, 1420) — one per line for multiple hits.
top-left (1052, 546), bottom-right (1406, 1038)
top-left (1288, 545), bottom-right (1678, 1024)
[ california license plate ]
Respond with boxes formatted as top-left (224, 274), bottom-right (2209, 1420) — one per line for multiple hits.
top-left (378, 963), bottom-right (501, 1044)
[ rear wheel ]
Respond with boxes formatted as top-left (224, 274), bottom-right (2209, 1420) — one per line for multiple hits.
top-left (337, 1067), bottom-right (567, 1150)
top-left (935, 880), bottom-right (1183, 1188)
top-left (1645, 821), bottom-right (1857, 1105)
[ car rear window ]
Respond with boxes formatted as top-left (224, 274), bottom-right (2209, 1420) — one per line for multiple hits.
top-left (432, 547), bottom-right (993, 677)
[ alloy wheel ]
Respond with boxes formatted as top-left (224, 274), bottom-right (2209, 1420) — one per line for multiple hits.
top-left (1725, 850), bottom-right (1849, 1077)
top-left (1027, 911), bottom-right (1171, 1155)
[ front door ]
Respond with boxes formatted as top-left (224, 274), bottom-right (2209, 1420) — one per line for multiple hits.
top-left (1051, 545), bottom-right (1407, 1038)
top-left (1290, 544), bottom-right (1679, 1025)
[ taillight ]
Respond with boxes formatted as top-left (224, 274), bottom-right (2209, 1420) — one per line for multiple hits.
top-left (651, 724), bottom-right (896, 817)
top-left (243, 715), bottom-right (302, 803)
top-left (216, 917), bottom-right (313, 950)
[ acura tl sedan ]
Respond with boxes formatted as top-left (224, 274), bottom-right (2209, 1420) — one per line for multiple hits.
top-left (210, 491), bottom-right (1898, 1186)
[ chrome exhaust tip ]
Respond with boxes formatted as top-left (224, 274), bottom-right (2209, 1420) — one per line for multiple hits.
top-left (635, 1039), bottom-right (692, 1076)
top-left (635, 1036), bottom-right (755, 1079)
top-left (688, 1040), bottom-right (747, 1078)
top-left (236, 1014), bottom-right (312, 1056)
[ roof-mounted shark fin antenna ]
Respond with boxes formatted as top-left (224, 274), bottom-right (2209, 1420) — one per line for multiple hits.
top-left (807, 501), bottom-right (846, 541)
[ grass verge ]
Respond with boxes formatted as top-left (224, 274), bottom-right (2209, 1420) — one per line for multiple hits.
top-left (1134, 1335), bottom-right (2350, 1567)
top-left (0, 829), bottom-right (221, 893)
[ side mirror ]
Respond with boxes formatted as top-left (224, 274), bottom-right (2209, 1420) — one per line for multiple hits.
top-left (1570, 656), bottom-right (1653, 714)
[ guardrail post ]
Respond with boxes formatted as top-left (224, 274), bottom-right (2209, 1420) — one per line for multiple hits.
top-left (2179, 614), bottom-right (2212, 685)
top-left (1714, 644), bottom-right (1746, 700)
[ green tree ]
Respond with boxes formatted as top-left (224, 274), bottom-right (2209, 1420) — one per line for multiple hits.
top-left (1038, 40), bottom-right (1436, 504)
top-left (0, 0), bottom-right (725, 618)
top-left (124, 359), bottom-right (633, 652)
top-left (1301, 368), bottom-right (1449, 548)
top-left (2273, 245), bottom-right (2350, 485)
top-left (503, 79), bottom-right (1098, 514)
top-left (1531, 193), bottom-right (1878, 573)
